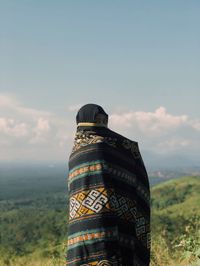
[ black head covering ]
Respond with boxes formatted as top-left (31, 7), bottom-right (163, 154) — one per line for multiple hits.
top-left (76, 104), bottom-right (108, 125)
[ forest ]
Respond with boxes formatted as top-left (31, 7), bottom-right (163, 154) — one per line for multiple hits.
top-left (0, 165), bottom-right (199, 266)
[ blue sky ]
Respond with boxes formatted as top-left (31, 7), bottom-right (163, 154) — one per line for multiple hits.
top-left (0, 1), bottom-right (199, 162)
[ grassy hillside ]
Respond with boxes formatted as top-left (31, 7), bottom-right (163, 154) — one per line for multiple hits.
top-left (152, 176), bottom-right (200, 214)
top-left (151, 176), bottom-right (200, 266)
top-left (0, 175), bottom-right (199, 266)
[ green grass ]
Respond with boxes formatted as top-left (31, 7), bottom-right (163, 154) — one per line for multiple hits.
top-left (151, 176), bottom-right (200, 266)
top-left (0, 175), bottom-right (200, 266)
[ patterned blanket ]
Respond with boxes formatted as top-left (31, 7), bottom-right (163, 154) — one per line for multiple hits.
top-left (66, 128), bottom-right (151, 266)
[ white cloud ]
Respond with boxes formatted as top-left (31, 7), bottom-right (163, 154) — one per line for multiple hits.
top-left (0, 94), bottom-right (199, 161)
top-left (189, 119), bottom-right (200, 131)
top-left (0, 117), bottom-right (29, 137)
top-left (0, 93), bottom-right (53, 144)
top-left (0, 94), bottom-right (19, 107)
top-left (109, 106), bottom-right (200, 156)
top-left (0, 93), bottom-right (51, 118)
top-left (29, 118), bottom-right (50, 144)
top-left (36, 118), bottom-right (50, 131)
top-left (0, 93), bottom-right (72, 160)
top-left (110, 106), bottom-right (188, 136)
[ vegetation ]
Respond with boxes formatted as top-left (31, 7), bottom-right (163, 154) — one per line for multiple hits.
top-left (0, 167), bottom-right (199, 266)
top-left (151, 176), bottom-right (200, 266)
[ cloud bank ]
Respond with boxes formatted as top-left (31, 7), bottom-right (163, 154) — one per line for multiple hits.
top-left (0, 93), bottom-right (199, 161)
top-left (109, 106), bottom-right (200, 155)
top-left (0, 93), bottom-right (73, 161)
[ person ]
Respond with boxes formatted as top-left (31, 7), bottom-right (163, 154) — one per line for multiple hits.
top-left (66, 104), bottom-right (151, 266)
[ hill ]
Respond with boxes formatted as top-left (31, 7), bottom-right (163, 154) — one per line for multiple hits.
top-left (0, 175), bottom-right (199, 266)
top-left (152, 176), bottom-right (200, 215)
top-left (151, 176), bottom-right (200, 266)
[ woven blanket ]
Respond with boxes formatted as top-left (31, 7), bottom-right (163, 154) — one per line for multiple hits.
top-left (66, 128), bottom-right (151, 266)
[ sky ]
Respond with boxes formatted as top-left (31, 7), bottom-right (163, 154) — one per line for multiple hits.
top-left (0, 1), bottom-right (199, 163)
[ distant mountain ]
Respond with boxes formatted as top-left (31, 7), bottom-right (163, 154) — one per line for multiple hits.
top-left (1, 150), bottom-right (200, 172)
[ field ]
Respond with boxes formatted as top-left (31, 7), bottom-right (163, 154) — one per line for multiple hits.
top-left (0, 165), bottom-right (199, 266)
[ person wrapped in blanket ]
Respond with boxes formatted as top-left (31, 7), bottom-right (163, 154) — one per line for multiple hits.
top-left (66, 104), bottom-right (151, 266)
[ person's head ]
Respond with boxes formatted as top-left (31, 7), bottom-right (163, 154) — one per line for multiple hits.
top-left (76, 103), bottom-right (108, 127)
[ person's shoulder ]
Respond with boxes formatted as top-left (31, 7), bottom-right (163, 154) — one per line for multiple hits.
top-left (106, 128), bottom-right (138, 145)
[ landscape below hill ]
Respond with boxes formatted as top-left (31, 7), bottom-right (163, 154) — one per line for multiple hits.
top-left (0, 163), bottom-right (199, 266)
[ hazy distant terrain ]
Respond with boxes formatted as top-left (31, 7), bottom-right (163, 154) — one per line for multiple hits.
top-left (0, 163), bottom-right (67, 200)
top-left (0, 163), bottom-right (199, 266)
